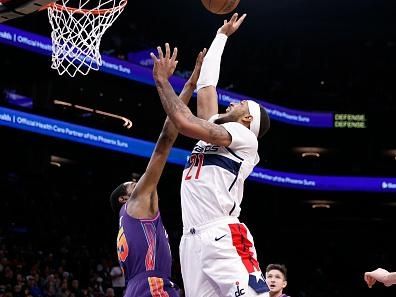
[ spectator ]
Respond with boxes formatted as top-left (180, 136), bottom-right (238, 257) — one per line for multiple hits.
top-left (109, 265), bottom-right (124, 297)
top-left (265, 264), bottom-right (290, 297)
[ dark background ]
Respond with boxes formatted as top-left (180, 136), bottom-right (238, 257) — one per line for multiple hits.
top-left (1, 0), bottom-right (396, 296)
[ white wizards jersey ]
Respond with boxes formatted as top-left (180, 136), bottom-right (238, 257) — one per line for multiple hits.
top-left (181, 117), bottom-right (260, 229)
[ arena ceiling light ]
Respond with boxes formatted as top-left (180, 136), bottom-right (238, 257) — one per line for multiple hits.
top-left (293, 147), bottom-right (329, 158)
top-left (306, 200), bottom-right (335, 209)
top-left (54, 99), bottom-right (133, 129)
top-left (50, 155), bottom-right (74, 167)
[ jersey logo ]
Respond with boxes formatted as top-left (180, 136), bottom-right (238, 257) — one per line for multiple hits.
top-left (234, 281), bottom-right (245, 297)
top-left (192, 144), bottom-right (220, 153)
top-left (117, 226), bottom-right (129, 263)
top-left (215, 234), bottom-right (227, 241)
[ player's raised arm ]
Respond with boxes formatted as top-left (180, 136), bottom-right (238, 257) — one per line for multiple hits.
top-left (196, 13), bottom-right (247, 120)
top-left (131, 45), bottom-right (206, 201)
top-left (151, 45), bottom-right (232, 147)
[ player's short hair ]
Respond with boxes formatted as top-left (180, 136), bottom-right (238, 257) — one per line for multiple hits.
top-left (109, 173), bottom-right (141, 215)
top-left (266, 264), bottom-right (287, 280)
top-left (258, 105), bottom-right (270, 139)
top-left (109, 182), bottom-right (129, 215)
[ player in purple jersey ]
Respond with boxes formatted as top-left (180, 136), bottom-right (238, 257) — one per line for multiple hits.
top-left (109, 45), bottom-right (206, 297)
top-left (265, 264), bottom-right (290, 297)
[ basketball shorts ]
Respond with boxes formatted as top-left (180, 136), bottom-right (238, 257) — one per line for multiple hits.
top-left (180, 216), bottom-right (269, 297)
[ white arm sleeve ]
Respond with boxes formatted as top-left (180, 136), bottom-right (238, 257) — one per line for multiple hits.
top-left (196, 33), bottom-right (228, 91)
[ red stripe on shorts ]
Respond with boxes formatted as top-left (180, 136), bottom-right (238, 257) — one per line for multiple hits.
top-left (229, 223), bottom-right (260, 273)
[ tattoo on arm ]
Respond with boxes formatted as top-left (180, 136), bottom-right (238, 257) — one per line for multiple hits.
top-left (186, 114), bottom-right (230, 140)
top-left (156, 81), bottom-right (194, 138)
top-left (156, 79), bottom-right (231, 144)
top-left (156, 80), bottom-right (194, 124)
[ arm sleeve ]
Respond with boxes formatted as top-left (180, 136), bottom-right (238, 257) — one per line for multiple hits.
top-left (196, 33), bottom-right (228, 91)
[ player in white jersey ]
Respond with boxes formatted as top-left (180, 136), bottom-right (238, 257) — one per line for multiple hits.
top-left (150, 13), bottom-right (271, 297)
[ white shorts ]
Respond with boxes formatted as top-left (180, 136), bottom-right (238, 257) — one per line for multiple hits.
top-left (180, 216), bottom-right (269, 297)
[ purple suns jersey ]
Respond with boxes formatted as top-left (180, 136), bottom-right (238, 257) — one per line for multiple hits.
top-left (117, 204), bottom-right (178, 297)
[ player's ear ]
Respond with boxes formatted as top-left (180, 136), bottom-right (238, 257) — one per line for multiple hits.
top-left (242, 114), bottom-right (253, 124)
top-left (118, 195), bottom-right (128, 203)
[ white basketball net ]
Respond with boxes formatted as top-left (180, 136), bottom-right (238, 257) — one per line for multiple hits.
top-left (47, 0), bottom-right (127, 77)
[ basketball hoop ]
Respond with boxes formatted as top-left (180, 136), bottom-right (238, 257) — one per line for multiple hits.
top-left (46, 0), bottom-right (127, 77)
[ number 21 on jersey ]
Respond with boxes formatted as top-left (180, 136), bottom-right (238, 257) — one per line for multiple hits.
top-left (185, 153), bottom-right (204, 180)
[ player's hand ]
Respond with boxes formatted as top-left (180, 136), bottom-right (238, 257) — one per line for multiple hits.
top-left (364, 268), bottom-right (390, 288)
top-left (150, 43), bottom-right (178, 82)
top-left (217, 13), bottom-right (247, 37)
top-left (186, 48), bottom-right (207, 88)
top-left (364, 273), bottom-right (377, 288)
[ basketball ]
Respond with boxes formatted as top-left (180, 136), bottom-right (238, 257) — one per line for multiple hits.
top-left (201, 0), bottom-right (240, 15)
